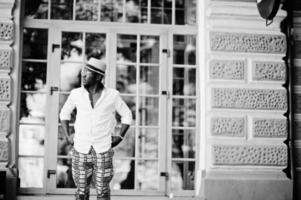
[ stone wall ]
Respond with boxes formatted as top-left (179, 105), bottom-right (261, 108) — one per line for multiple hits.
top-left (203, 0), bottom-right (292, 199)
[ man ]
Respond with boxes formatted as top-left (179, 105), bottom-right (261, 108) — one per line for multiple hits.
top-left (60, 57), bottom-right (132, 200)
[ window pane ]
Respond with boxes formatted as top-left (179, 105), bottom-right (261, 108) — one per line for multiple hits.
top-left (51, 0), bottom-right (73, 20)
top-left (25, 0), bottom-right (48, 19)
top-left (85, 33), bottom-right (106, 60)
top-left (21, 62), bottom-right (47, 91)
top-left (23, 28), bottom-right (48, 59)
top-left (173, 35), bottom-right (196, 65)
top-left (58, 126), bottom-right (75, 156)
top-left (137, 160), bottom-right (158, 190)
top-left (114, 128), bottom-right (135, 157)
top-left (112, 159), bottom-right (135, 189)
top-left (61, 32), bottom-right (83, 61)
top-left (175, 0), bottom-right (196, 25)
top-left (20, 92), bottom-right (47, 122)
top-left (173, 68), bottom-right (196, 96)
top-left (59, 94), bottom-right (77, 123)
top-left (171, 161), bottom-right (195, 190)
top-left (60, 62), bottom-right (82, 92)
top-left (116, 65), bottom-right (137, 94)
top-left (150, 0), bottom-right (172, 24)
top-left (138, 128), bottom-right (158, 158)
top-left (101, 0), bottom-right (123, 22)
top-left (140, 35), bottom-right (159, 63)
top-left (172, 98), bottom-right (196, 127)
top-left (76, 0), bottom-right (98, 21)
top-left (57, 158), bottom-right (76, 188)
top-left (139, 66), bottom-right (159, 95)
top-left (172, 129), bottom-right (195, 158)
top-left (139, 97), bottom-right (159, 126)
top-left (117, 34), bottom-right (137, 63)
top-left (19, 157), bottom-right (44, 188)
top-left (19, 125), bottom-right (45, 156)
top-left (126, 0), bottom-right (148, 23)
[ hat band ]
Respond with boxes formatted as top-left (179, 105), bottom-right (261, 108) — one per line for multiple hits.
top-left (86, 64), bottom-right (105, 75)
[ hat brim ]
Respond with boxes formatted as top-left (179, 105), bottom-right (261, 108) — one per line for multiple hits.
top-left (85, 64), bottom-right (105, 76)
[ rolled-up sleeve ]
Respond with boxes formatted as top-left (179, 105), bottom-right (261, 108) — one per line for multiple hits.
top-left (115, 92), bottom-right (133, 125)
top-left (59, 90), bottom-right (76, 121)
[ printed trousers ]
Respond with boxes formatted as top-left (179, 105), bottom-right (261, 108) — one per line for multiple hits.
top-left (72, 146), bottom-right (114, 200)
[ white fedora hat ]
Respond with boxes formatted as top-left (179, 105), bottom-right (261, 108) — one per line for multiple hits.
top-left (85, 57), bottom-right (106, 75)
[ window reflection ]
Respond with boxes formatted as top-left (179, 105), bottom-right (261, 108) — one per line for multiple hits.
top-left (140, 35), bottom-right (159, 63)
top-left (138, 128), bottom-right (158, 158)
top-left (117, 34), bottom-right (137, 63)
top-left (57, 158), bottom-right (76, 188)
top-left (112, 159), bottom-right (135, 189)
top-left (173, 35), bottom-right (196, 65)
top-left (19, 157), bottom-right (44, 188)
top-left (137, 160), bottom-right (158, 190)
top-left (139, 97), bottom-right (159, 126)
top-left (116, 65), bottom-right (136, 94)
top-left (175, 0), bottom-right (196, 25)
top-left (171, 161), bottom-right (195, 190)
top-left (86, 33), bottom-right (106, 60)
top-left (76, 0), bottom-right (98, 21)
top-left (173, 68), bottom-right (196, 96)
top-left (101, 0), bottom-right (123, 22)
top-left (21, 62), bottom-right (47, 91)
top-left (126, 0), bottom-right (148, 23)
top-left (23, 28), bottom-right (48, 59)
top-left (25, 0), bottom-right (48, 19)
top-left (139, 66), bottom-right (159, 95)
top-left (151, 0), bottom-right (172, 24)
top-left (172, 129), bottom-right (195, 159)
top-left (172, 98), bottom-right (196, 127)
top-left (51, 0), bottom-right (73, 20)
top-left (19, 125), bottom-right (45, 156)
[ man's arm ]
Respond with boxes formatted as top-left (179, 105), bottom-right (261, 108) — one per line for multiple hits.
top-left (59, 90), bottom-right (76, 144)
top-left (112, 92), bottom-right (133, 148)
top-left (61, 120), bottom-right (74, 145)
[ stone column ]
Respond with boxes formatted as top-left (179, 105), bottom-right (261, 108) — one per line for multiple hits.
top-left (0, 0), bottom-right (17, 200)
top-left (202, 1), bottom-right (292, 200)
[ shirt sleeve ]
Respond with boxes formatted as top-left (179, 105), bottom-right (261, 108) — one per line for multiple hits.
top-left (115, 92), bottom-right (133, 125)
top-left (59, 90), bottom-right (76, 121)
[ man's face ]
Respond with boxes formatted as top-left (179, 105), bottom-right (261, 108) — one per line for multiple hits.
top-left (82, 66), bottom-right (98, 87)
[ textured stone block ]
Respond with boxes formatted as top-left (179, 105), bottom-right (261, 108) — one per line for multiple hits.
top-left (209, 59), bottom-right (245, 80)
top-left (252, 61), bottom-right (286, 81)
top-left (253, 118), bottom-right (287, 137)
top-left (0, 109), bottom-right (10, 132)
top-left (212, 145), bottom-right (287, 166)
top-left (0, 140), bottom-right (8, 162)
top-left (0, 78), bottom-right (10, 101)
top-left (211, 117), bottom-right (245, 137)
top-left (0, 49), bottom-right (11, 70)
top-left (212, 88), bottom-right (287, 110)
top-left (0, 22), bottom-right (13, 40)
top-left (210, 32), bottom-right (286, 54)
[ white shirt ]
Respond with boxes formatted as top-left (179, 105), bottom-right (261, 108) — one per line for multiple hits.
top-left (59, 87), bottom-right (132, 154)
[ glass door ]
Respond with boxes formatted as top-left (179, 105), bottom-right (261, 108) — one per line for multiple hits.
top-left (46, 27), bottom-right (169, 195)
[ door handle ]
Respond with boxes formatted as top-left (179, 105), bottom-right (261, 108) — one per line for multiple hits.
top-left (50, 86), bottom-right (59, 95)
top-left (47, 170), bottom-right (56, 178)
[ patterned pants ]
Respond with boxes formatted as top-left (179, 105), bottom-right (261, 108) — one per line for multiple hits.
top-left (72, 146), bottom-right (114, 200)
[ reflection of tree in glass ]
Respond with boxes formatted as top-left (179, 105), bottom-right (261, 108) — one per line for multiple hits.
top-left (25, 0), bottom-right (48, 19)
top-left (76, 0), bottom-right (98, 21)
top-left (51, 0), bottom-right (73, 20)
top-left (85, 33), bottom-right (106, 60)
top-left (101, 0), bottom-right (123, 22)
top-left (23, 28), bottom-right (48, 59)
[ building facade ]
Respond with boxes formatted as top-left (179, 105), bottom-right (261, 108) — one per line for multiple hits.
top-left (0, 0), bottom-right (297, 199)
